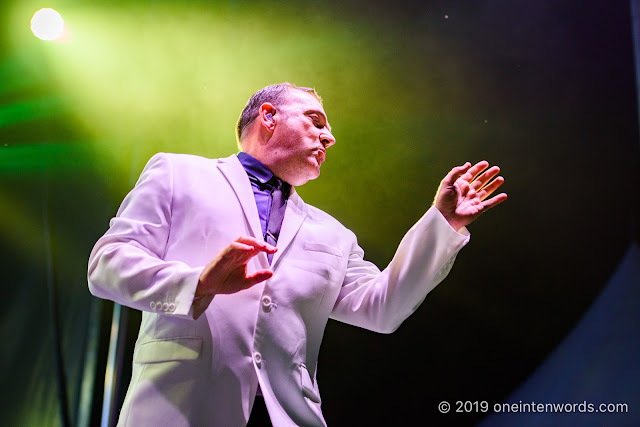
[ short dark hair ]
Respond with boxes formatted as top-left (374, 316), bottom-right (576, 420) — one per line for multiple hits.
top-left (236, 82), bottom-right (322, 146)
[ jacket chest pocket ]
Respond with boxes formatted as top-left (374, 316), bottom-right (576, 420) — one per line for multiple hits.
top-left (303, 241), bottom-right (343, 258)
top-left (301, 241), bottom-right (346, 290)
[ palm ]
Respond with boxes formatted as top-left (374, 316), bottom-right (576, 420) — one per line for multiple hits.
top-left (220, 262), bottom-right (256, 293)
top-left (434, 161), bottom-right (507, 230)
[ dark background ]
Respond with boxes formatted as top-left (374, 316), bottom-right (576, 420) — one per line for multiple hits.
top-left (1, 0), bottom-right (639, 425)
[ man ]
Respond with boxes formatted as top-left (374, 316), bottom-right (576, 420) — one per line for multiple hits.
top-left (88, 83), bottom-right (506, 426)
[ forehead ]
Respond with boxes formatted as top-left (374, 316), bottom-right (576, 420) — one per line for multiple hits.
top-left (281, 89), bottom-right (325, 113)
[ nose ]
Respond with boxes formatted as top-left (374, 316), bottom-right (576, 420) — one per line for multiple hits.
top-left (320, 131), bottom-right (336, 148)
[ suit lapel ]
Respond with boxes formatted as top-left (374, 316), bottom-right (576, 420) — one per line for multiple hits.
top-left (272, 189), bottom-right (307, 269)
top-left (217, 154), bottom-right (308, 269)
top-left (217, 155), bottom-right (263, 243)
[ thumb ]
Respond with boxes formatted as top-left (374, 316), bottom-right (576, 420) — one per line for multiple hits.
top-left (243, 269), bottom-right (273, 289)
top-left (444, 162), bottom-right (471, 186)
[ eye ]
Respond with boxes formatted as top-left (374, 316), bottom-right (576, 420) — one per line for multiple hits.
top-left (310, 115), bottom-right (323, 129)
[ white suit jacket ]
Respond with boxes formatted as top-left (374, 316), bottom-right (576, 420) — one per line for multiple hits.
top-left (88, 153), bottom-right (470, 426)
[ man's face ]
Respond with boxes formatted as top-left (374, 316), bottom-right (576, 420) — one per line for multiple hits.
top-left (264, 90), bottom-right (335, 186)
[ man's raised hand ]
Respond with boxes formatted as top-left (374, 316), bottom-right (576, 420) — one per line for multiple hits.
top-left (433, 160), bottom-right (507, 232)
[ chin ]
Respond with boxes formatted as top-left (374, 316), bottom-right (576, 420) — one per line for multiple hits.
top-left (290, 175), bottom-right (315, 187)
top-left (288, 168), bottom-right (320, 187)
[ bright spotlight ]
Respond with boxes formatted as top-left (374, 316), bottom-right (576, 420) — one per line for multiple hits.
top-left (31, 8), bottom-right (65, 41)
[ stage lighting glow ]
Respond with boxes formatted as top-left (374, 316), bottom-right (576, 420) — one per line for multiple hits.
top-left (30, 8), bottom-right (65, 41)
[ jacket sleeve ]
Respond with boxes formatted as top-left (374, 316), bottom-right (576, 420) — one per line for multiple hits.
top-left (330, 207), bottom-right (470, 333)
top-left (87, 153), bottom-right (203, 319)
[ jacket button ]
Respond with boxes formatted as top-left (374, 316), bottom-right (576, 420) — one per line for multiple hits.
top-left (168, 303), bottom-right (176, 312)
top-left (254, 352), bottom-right (262, 365)
top-left (150, 301), bottom-right (156, 310)
top-left (162, 302), bottom-right (169, 311)
top-left (262, 296), bottom-right (272, 311)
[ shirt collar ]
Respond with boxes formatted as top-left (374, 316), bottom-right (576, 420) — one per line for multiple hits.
top-left (237, 152), bottom-right (292, 198)
top-left (237, 152), bottom-right (275, 185)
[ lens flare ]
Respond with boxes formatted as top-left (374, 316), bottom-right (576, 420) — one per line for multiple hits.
top-left (30, 8), bottom-right (65, 41)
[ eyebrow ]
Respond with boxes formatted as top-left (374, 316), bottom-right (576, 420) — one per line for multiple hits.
top-left (305, 110), bottom-right (332, 132)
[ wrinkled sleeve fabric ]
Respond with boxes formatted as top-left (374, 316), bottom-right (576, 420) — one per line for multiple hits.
top-left (330, 207), bottom-right (470, 333)
top-left (87, 153), bottom-right (203, 319)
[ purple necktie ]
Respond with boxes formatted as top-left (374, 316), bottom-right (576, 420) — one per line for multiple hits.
top-left (266, 177), bottom-right (286, 264)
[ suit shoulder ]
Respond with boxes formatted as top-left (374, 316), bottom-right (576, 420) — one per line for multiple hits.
top-left (144, 153), bottom-right (237, 178)
top-left (149, 152), bottom-right (226, 167)
top-left (304, 202), bottom-right (355, 236)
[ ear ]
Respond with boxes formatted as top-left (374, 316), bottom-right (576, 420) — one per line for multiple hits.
top-left (259, 103), bottom-right (277, 132)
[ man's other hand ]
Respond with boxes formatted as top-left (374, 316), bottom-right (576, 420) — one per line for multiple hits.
top-left (192, 236), bottom-right (276, 318)
top-left (433, 161), bottom-right (507, 231)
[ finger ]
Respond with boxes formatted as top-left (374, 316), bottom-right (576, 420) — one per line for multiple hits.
top-left (235, 236), bottom-right (277, 253)
top-left (221, 242), bottom-right (260, 265)
top-left (456, 179), bottom-right (471, 197)
top-left (228, 242), bottom-right (258, 252)
top-left (235, 235), bottom-right (268, 248)
top-left (227, 241), bottom-right (272, 262)
top-left (477, 176), bottom-right (504, 200)
top-left (466, 186), bottom-right (478, 200)
top-left (243, 269), bottom-right (274, 289)
top-left (471, 166), bottom-right (500, 190)
top-left (443, 162), bottom-right (471, 187)
top-left (461, 160), bottom-right (489, 183)
top-left (458, 181), bottom-right (475, 199)
top-left (481, 192), bottom-right (508, 211)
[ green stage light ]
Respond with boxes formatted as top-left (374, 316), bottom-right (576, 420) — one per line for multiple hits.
top-left (30, 8), bottom-right (64, 41)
